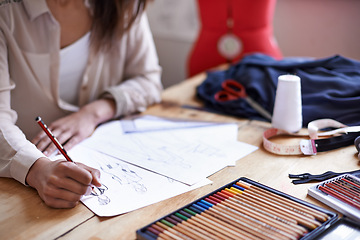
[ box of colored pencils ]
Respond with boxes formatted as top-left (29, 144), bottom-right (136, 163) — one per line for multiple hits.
top-left (136, 177), bottom-right (338, 240)
top-left (308, 174), bottom-right (360, 222)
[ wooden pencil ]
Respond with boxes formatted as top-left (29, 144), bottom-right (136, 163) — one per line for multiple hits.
top-left (155, 221), bottom-right (194, 240)
top-left (214, 191), bottom-right (298, 226)
top-left (174, 218), bottom-right (215, 240)
top-left (191, 208), bottom-right (248, 239)
top-left (207, 195), bottom-right (306, 238)
top-left (227, 185), bottom-right (322, 225)
top-left (325, 182), bottom-right (360, 202)
top-left (211, 192), bottom-right (307, 234)
top-left (208, 201), bottom-right (298, 240)
top-left (192, 207), bottom-right (262, 240)
top-left (146, 225), bottom-right (175, 240)
top-left (205, 205), bottom-right (285, 240)
top-left (334, 180), bottom-right (360, 196)
top-left (233, 185), bottom-right (318, 221)
top-left (179, 207), bottom-right (236, 240)
top-left (140, 179), bottom-right (333, 240)
top-left (195, 200), bottom-right (284, 240)
top-left (166, 214), bottom-right (216, 240)
top-left (201, 197), bottom-right (296, 239)
top-left (319, 185), bottom-right (360, 209)
top-left (237, 181), bottom-right (329, 222)
top-left (187, 204), bottom-right (264, 240)
top-left (221, 188), bottom-right (321, 230)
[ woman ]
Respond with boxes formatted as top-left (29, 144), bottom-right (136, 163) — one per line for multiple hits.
top-left (0, 0), bottom-right (162, 208)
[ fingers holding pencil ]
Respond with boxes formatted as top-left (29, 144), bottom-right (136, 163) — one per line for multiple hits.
top-left (26, 157), bottom-right (101, 208)
top-left (76, 162), bottom-right (102, 188)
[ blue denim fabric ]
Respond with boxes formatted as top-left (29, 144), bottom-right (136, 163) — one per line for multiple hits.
top-left (197, 54), bottom-right (360, 126)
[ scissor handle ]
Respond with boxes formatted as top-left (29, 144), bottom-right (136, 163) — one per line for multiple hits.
top-left (214, 90), bottom-right (238, 102)
top-left (221, 80), bottom-right (247, 98)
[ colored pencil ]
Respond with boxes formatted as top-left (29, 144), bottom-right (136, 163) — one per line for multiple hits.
top-left (204, 200), bottom-right (298, 240)
top-left (204, 204), bottom-right (287, 240)
top-left (206, 195), bottom-right (306, 238)
top-left (165, 214), bottom-right (215, 240)
top-left (187, 206), bottom-right (261, 240)
top-left (153, 221), bottom-right (194, 240)
top-left (214, 190), bottom-right (303, 229)
top-left (332, 181), bottom-right (360, 196)
top-left (237, 181), bottom-right (329, 222)
top-left (146, 226), bottom-right (174, 240)
top-left (325, 182), bottom-right (360, 202)
top-left (173, 211), bottom-right (216, 239)
top-left (229, 184), bottom-right (320, 222)
top-left (222, 187), bottom-right (321, 230)
top-left (139, 179), bottom-right (332, 240)
top-left (190, 206), bottom-right (249, 240)
top-left (343, 175), bottom-right (360, 188)
top-left (196, 200), bottom-right (288, 240)
top-left (319, 185), bottom-right (360, 209)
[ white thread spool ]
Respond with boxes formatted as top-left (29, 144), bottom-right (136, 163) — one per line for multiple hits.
top-left (271, 74), bottom-right (302, 133)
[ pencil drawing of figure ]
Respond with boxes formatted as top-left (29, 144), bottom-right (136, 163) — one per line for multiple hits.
top-left (90, 184), bottom-right (110, 205)
top-left (99, 160), bottom-right (147, 194)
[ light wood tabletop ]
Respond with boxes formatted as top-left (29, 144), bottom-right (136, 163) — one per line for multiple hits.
top-left (0, 72), bottom-right (359, 240)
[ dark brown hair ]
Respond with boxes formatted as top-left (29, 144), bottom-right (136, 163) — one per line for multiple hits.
top-left (90, 0), bottom-right (148, 52)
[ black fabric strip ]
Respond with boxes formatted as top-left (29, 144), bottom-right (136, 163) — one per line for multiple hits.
top-left (315, 132), bottom-right (360, 152)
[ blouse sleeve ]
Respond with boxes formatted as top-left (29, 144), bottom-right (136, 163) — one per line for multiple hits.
top-left (103, 13), bottom-right (163, 117)
top-left (0, 14), bottom-right (45, 185)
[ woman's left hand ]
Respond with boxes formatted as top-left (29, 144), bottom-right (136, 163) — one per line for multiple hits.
top-left (32, 99), bottom-right (116, 156)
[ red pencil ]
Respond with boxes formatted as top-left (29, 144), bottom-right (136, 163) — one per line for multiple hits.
top-left (326, 182), bottom-right (360, 202)
top-left (318, 185), bottom-right (360, 210)
top-left (35, 116), bottom-right (100, 196)
top-left (35, 116), bottom-right (73, 162)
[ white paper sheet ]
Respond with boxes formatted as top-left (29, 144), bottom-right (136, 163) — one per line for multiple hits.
top-left (81, 118), bottom-right (258, 185)
top-left (121, 115), bottom-right (219, 133)
top-left (51, 116), bottom-right (258, 216)
top-left (67, 145), bottom-right (211, 217)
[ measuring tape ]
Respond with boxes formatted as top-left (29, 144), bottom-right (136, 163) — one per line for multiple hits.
top-left (263, 119), bottom-right (360, 155)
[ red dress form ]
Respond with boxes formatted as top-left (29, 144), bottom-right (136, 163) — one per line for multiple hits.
top-left (187, 0), bottom-right (282, 77)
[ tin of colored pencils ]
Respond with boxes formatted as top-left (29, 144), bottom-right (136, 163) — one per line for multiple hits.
top-left (137, 177), bottom-right (338, 240)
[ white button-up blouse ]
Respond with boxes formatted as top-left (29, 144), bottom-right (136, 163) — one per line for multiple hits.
top-left (0, 0), bottom-right (163, 185)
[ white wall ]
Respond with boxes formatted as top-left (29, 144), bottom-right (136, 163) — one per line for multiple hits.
top-left (274, 0), bottom-right (360, 60)
top-left (147, 0), bottom-right (360, 88)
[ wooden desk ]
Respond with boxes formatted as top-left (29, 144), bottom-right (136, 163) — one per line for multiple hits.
top-left (1, 72), bottom-right (359, 240)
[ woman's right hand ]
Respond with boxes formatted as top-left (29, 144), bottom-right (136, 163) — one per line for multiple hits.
top-left (26, 157), bottom-right (101, 208)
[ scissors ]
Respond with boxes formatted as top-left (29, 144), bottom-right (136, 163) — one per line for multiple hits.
top-left (214, 79), bottom-right (272, 121)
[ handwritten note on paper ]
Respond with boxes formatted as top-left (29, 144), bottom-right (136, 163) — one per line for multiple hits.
top-left (81, 119), bottom-right (258, 185)
top-left (69, 145), bottom-right (211, 217)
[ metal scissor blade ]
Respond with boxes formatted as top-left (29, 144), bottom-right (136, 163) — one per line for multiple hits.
top-left (245, 97), bottom-right (272, 121)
